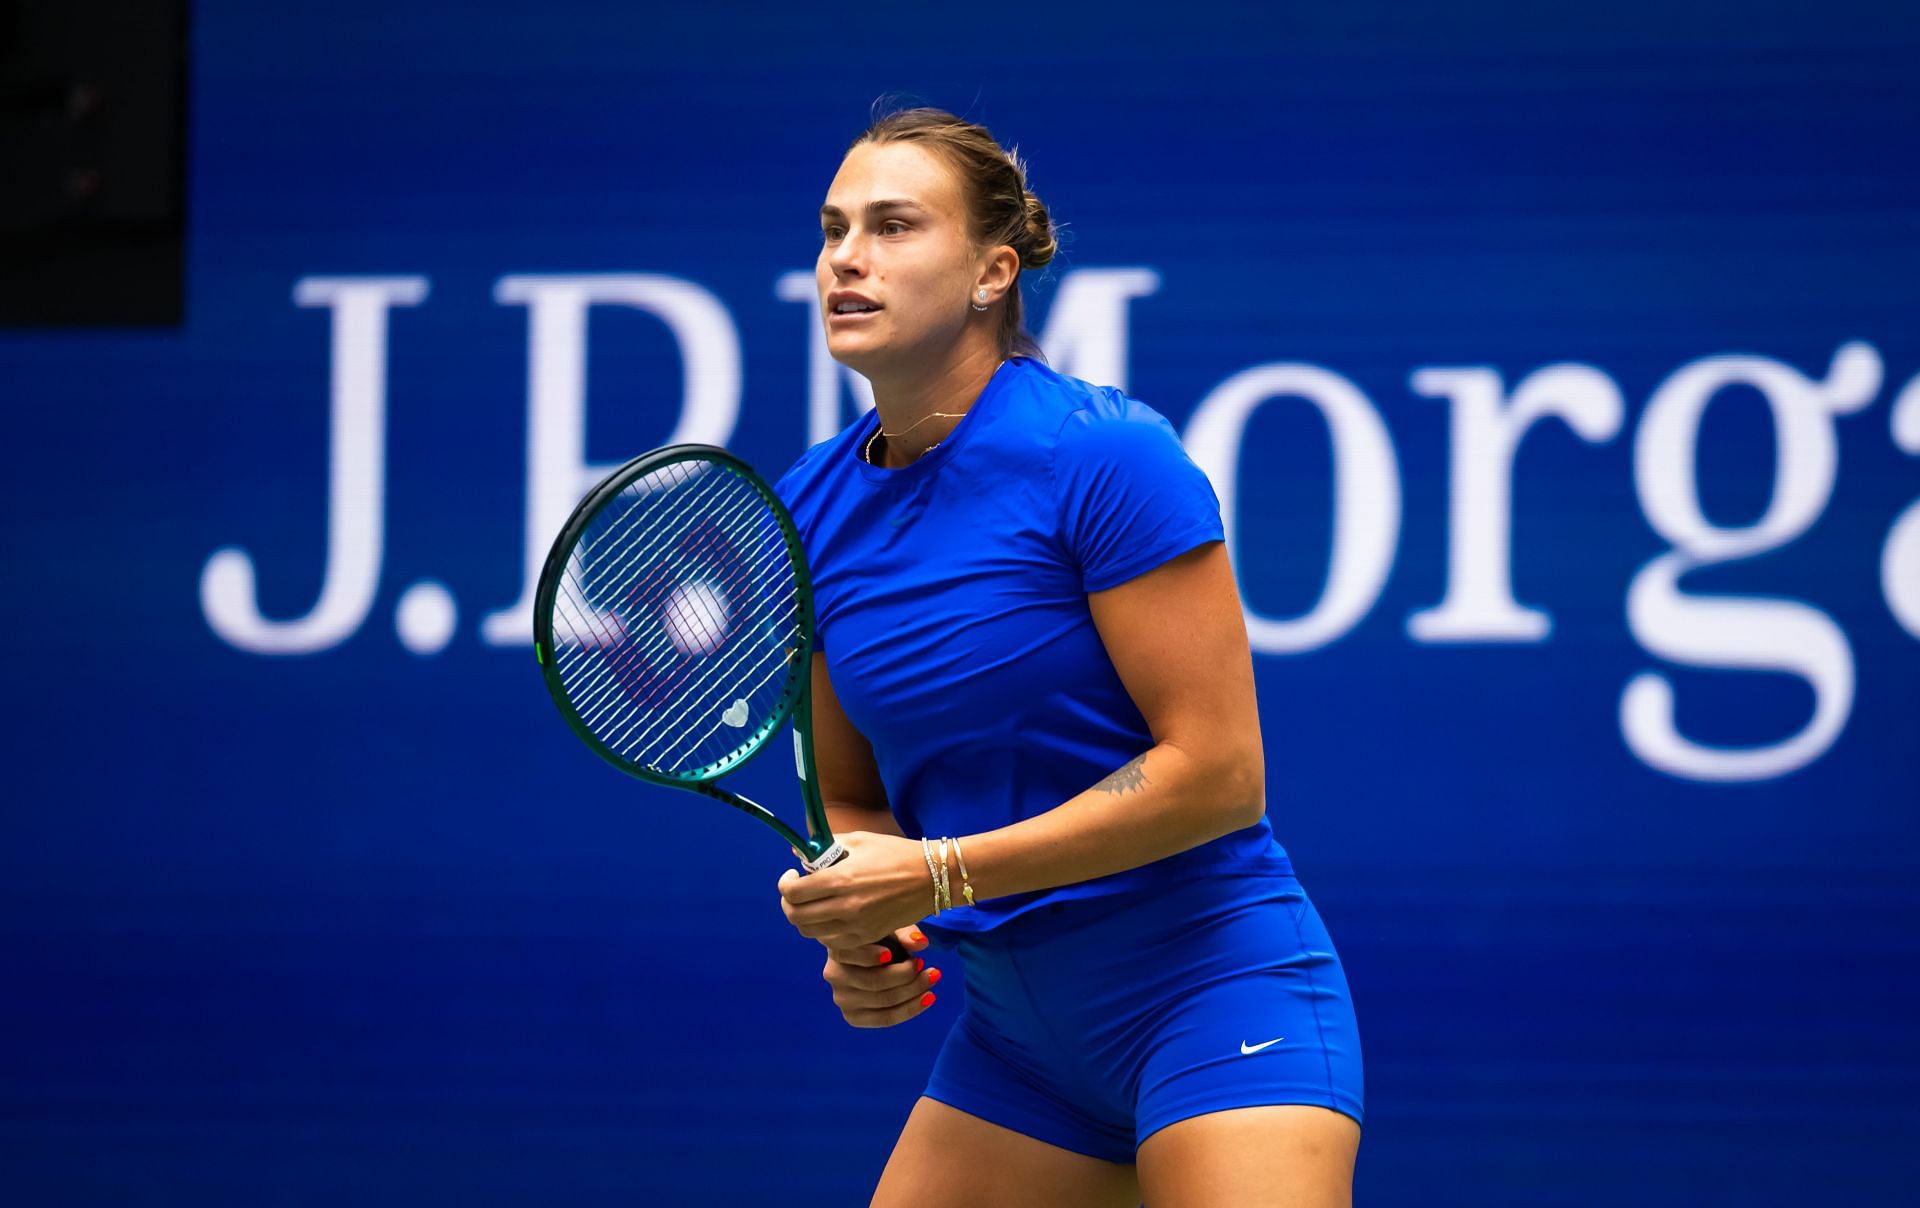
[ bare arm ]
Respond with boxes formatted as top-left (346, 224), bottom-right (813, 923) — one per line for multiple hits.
top-left (957, 541), bottom-right (1265, 899)
top-left (777, 542), bottom-right (1264, 951)
top-left (809, 651), bottom-right (904, 840)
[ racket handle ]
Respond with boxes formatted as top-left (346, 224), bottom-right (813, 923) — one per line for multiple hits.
top-left (800, 844), bottom-right (918, 965)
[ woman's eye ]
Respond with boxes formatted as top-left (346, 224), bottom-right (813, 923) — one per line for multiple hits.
top-left (820, 221), bottom-right (904, 241)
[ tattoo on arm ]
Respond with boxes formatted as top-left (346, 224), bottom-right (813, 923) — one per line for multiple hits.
top-left (1094, 754), bottom-right (1149, 796)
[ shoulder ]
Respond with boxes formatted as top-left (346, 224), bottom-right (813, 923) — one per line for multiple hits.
top-left (1024, 363), bottom-right (1193, 485)
top-left (994, 357), bottom-right (1182, 454)
top-left (1030, 364), bottom-right (1223, 590)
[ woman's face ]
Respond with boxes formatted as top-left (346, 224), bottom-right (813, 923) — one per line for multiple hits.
top-left (816, 141), bottom-right (984, 375)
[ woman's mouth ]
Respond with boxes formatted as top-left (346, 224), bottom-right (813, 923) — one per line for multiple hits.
top-left (829, 303), bottom-right (883, 325)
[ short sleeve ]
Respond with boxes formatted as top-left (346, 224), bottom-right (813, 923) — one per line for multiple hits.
top-left (1052, 397), bottom-right (1225, 593)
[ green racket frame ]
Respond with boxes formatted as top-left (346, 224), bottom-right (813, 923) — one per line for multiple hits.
top-left (531, 443), bottom-right (842, 870)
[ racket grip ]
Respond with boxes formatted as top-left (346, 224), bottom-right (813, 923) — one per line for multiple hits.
top-left (802, 846), bottom-right (918, 965)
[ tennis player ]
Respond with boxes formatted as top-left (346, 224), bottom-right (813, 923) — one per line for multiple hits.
top-left (774, 107), bottom-right (1363, 1207)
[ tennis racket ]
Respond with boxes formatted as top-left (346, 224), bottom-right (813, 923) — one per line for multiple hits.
top-left (531, 442), bottom-right (910, 961)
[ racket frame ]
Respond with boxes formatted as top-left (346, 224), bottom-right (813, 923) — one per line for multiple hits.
top-left (531, 443), bottom-right (838, 867)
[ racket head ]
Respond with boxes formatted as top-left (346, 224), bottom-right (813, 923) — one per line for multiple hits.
top-left (532, 443), bottom-right (816, 791)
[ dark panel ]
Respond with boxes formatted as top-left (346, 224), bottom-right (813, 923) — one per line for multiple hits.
top-left (0, 0), bottom-right (187, 325)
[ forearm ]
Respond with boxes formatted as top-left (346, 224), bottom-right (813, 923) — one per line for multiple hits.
top-left (825, 799), bottom-right (905, 841)
top-left (957, 741), bottom-right (1263, 902)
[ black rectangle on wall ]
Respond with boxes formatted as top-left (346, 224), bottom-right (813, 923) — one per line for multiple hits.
top-left (0, 0), bottom-right (188, 326)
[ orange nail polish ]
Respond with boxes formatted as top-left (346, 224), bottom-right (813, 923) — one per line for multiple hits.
top-left (877, 948), bottom-right (893, 964)
top-left (920, 991), bottom-right (936, 1008)
top-left (910, 930), bottom-right (926, 945)
top-left (914, 958), bottom-right (925, 972)
top-left (927, 968), bottom-right (943, 987)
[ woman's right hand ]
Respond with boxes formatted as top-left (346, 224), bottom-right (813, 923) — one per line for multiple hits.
top-left (822, 926), bottom-right (939, 1028)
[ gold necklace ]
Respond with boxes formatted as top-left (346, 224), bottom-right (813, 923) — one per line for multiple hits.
top-left (862, 410), bottom-right (965, 467)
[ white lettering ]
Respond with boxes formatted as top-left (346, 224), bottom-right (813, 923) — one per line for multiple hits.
top-left (200, 276), bottom-right (428, 654)
top-left (1884, 371), bottom-right (1920, 639)
top-left (1186, 364), bottom-right (1401, 654)
top-left (1622, 341), bottom-right (1880, 780)
top-left (1033, 268), bottom-right (1160, 391)
top-left (482, 274), bottom-right (742, 646)
top-left (1407, 364), bottom-right (1624, 642)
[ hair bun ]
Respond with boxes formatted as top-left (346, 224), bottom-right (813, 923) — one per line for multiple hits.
top-left (1021, 191), bottom-right (1058, 270)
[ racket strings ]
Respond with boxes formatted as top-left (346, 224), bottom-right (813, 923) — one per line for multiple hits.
top-left (562, 465), bottom-right (755, 640)
top-left (558, 507), bottom-right (796, 765)
top-left (560, 480), bottom-right (791, 710)
top-left (554, 489), bottom-right (790, 728)
top-left (556, 480), bottom-right (789, 722)
top-left (623, 540), bottom-right (801, 766)
top-left (553, 471), bottom-right (769, 678)
top-left (622, 625), bottom-right (798, 767)
top-left (547, 458), bottom-right (805, 777)
top-left (551, 463), bottom-right (752, 654)
top-left (570, 545), bottom-right (783, 751)
top-left (555, 499), bottom-right (795, 734)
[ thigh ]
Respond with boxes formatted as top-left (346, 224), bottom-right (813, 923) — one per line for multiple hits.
top-left (871, 1097), bottom-right (1141, 1208)
top-left (1135, 1104), bottom-right (1359, 1208)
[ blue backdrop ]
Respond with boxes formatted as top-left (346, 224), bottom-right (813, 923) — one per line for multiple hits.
top-left (4, 2), bottom-right (1918, 1203)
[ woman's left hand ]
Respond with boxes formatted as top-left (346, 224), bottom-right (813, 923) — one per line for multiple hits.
top-left (776, 831), bottom-right (934, 950)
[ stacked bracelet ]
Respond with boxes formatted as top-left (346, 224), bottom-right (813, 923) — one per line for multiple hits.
top-left (949, 835), bottom-right (976, 906)
top-left (936, 838), bottom-right (952, 912)
top-left (921, 835), bottom-right (976, 914)
top-left (920, 838), bottom-right (944, 915)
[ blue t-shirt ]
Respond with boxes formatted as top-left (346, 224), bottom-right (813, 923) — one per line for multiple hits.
top-left (775, 356), bottom-right (1292, 934)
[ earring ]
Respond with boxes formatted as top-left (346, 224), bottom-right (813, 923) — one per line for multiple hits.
top-left (971, 288), bottom-right (990, 313)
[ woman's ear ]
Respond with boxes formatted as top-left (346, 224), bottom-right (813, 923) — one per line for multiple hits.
top-left (976, 245), bottom-right (1019, 299)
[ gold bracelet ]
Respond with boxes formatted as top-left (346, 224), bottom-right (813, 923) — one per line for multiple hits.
top-left (949, 835), bottom-right (976, 906)
top-left (936, 837), bottom-right (953, 913)
top-left (921, 837), bottom-right (943, 915)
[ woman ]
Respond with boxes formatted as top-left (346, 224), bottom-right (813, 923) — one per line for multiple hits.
top-left (774, 107), bottom-right (1364, 1207)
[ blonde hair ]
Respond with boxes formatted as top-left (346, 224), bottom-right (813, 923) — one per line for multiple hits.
top-left (851, 106), bottom-right (1058, 361)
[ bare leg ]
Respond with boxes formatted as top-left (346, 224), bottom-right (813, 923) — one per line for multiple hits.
top-left (1135, 1105), bottom-right (1359, 1208)
top-left (870, 1097), bottom-right (1141, 1208)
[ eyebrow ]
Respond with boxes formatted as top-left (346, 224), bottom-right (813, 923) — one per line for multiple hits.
top-left (818, 199), bottom-right (929, 221)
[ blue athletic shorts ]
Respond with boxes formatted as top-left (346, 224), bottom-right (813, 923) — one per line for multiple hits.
top-left (922, 871), bottom-right (1364, 1163)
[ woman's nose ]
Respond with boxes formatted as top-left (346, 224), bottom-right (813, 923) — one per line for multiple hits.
top-left (828, 230), bottom-right (866, 274)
